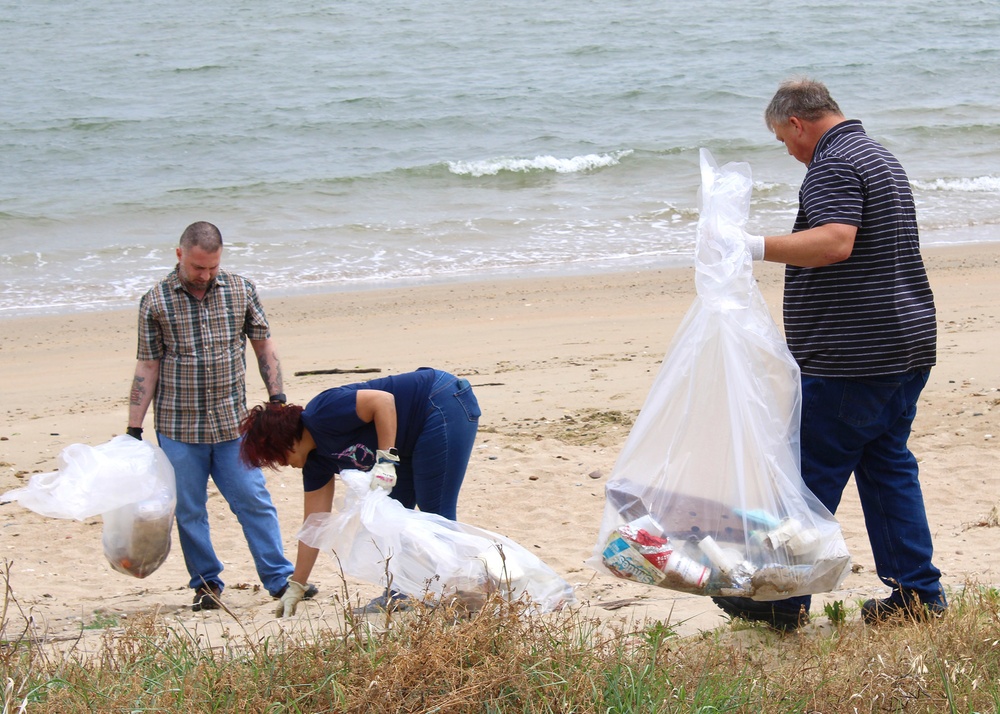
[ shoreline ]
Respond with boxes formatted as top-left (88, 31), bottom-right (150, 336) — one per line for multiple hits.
top-left (1, 240), bottom-right (998, 641)
top-left (0, 238), bottom-right (994, 331)
top-left (2, 234), bottom-right (999, 322)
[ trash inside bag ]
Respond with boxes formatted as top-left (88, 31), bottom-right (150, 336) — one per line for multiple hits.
top-left (587, 149), bottom-right (851, 601)
top-left (298, 469), bottom-right (577, 613)
top-left (101, 474), bottom-right (176, 579)
top-left (2, 435), bottom-right (176, 579)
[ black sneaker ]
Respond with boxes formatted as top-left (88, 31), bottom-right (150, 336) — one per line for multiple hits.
top-left (192, 583), bottom-right (222, 612)
top-left (861, 597), bottom-right (946, 625)
top-left (352, 590), bottom-right (412, 615)
top-left (712, 596), bottom-right (809, 632)
top-left (272, 582), bottom-right (320, 600)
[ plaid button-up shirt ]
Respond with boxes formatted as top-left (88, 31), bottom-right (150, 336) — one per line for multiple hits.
top-left (137, 268), bottom-right (270, 443)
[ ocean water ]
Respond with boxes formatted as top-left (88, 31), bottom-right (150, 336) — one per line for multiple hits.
top-left (2, 0), bottom-right (998, 317)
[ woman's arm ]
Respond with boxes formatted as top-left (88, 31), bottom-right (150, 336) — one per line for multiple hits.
top-left (291, 478), bottom-right (336, 584)
top-left (354, 389), bottom-right (397, 450)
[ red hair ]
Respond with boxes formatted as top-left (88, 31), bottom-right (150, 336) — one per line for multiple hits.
top-left (239, 402), bottom-right (305, 470)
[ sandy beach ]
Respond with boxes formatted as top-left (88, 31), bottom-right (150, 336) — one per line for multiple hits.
top-left (1, 242), bottom-right (998, 645)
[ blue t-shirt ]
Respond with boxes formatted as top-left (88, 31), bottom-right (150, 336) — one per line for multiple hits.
top-left (300, 368), bottom-right (436, 491)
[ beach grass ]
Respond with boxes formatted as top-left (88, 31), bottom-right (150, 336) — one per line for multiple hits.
top-left (3, 564), bottom-right (999, 714)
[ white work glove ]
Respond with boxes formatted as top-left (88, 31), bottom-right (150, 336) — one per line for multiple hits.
top-left (744, 233), bottom-right (765, 261)
top-left (370, 448), bottom-right (399, 491)
top-left (275, 579), bottom-right (307, 618)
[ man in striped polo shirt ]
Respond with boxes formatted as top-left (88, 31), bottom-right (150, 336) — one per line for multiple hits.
top-left (713, 79), bottom-right (947, 630)
top-left (127, 221), bottom-right (314, 612)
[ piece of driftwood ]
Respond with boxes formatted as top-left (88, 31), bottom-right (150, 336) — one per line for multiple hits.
top-left (293, 368), bottom-right (382, 377)
top-left (599, 598), bottom-right (645, 611)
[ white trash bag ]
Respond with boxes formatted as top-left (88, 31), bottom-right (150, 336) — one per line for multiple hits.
top-left (298, 469), bottom-right (576, 613)
top-left (2, 435), bottom-right (176, 579)
top-left (587, 149), bottom-right (851, 601)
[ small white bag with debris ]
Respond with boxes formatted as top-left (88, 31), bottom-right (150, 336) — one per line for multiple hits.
top-left (1, 435), bottom-right (176, 579)
top-left (587, 149), bottom-right (851, 601)
top-left (297, 469), bottom-right (576, 613)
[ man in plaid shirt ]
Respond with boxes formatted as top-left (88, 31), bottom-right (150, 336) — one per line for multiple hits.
top-left (127, 221), bottom-right (313, 612)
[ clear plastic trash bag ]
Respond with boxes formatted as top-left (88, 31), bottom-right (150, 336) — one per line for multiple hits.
top-left (1, 435), bottom-right (176, 579)
top-left (587, 149), bottom-right (851, 601)
top-left (297, 469), bottom-right (577, 613)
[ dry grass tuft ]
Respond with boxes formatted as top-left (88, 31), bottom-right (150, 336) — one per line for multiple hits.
top-left (4, 561), bottom-right (1000, 713)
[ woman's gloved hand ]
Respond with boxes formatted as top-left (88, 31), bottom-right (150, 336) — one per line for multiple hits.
top-left (275, 579), bottom-right (308, 618)
top-left (370, 448), bottom-right (399, 490)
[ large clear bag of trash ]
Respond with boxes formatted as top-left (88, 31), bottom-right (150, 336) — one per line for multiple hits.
top-left (1, 435), bottom-right (176, 579)
top-left (297, 469), bottom-right (577, 613)
top-left (587, 149), bottom-right (851, 601)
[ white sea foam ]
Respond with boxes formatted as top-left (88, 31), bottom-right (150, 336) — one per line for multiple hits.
top-left (447, 151), bottom-right (633, 177)
top-left (2, 0), bottom-right (999, 316)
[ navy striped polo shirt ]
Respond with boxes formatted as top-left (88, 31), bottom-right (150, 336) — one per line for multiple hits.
top-left (783, 120), bottom-right (937, 377)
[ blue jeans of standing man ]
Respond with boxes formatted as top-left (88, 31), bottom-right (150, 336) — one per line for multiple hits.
top-left (157, 435), bottom-right (294, 596)
top-left (390, 370), bottom-right (481, 520)
top-left (780, 369), bottom-right (946, 614)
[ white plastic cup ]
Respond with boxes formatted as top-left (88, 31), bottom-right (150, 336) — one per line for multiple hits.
top-left (664, 550), bottom-right (710, 588)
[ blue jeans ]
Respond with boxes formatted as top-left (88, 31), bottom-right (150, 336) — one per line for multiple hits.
top-left (780, 370), bottom-right (945, 613)
top-left (389, 370), bottom-right (481, 520)
top-left (157, 435), bottom-right (293, 596)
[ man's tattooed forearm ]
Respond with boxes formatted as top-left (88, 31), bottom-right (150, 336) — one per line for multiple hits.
top-left (258, 355), bottom-right (283, 392)
top-left (130, 376), bottom-right (146, 406)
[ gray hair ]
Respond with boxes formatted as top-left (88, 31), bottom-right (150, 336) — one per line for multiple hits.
top-left (764, 78), bottom-right (843, 130)
top-left (179, 221), bottom-right (223, 252)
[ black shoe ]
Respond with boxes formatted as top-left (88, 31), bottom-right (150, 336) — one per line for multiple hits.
top-left (352, 590), bottom-right (412, 615)
top-left (192, 583), bottom-right (222, 612)
top-left (861, 597), bottom-right (946, 625)
top-left (712, 596), bottom-right (809, 632)
top-left (273, 582), bottom-right (319, 600)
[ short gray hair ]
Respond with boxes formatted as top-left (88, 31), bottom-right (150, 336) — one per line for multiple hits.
top-left (765, 78), bottom-right (843, 130)
top-left (179, 221), bottom-right (223, 252)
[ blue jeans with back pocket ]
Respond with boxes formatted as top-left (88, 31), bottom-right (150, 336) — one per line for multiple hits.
top-left (389, 369), bottom-right (481, 520)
